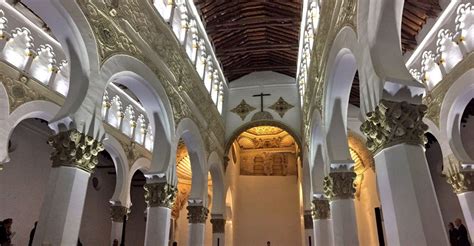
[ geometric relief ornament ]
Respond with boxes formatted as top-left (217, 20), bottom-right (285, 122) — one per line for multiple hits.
top-left (269, 97), bottom-right (294, 118)
top-left (230, 99), bottom-right (256, 120)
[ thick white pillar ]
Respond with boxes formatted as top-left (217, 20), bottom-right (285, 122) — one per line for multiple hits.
top-left (187, 203), bottom-right (209, 246)
top-left (33, 129), bottom-right (104, 246)
top-left (446, 163), bottom-right (474, 240)
top-left (312, 197), bottom-right (332, 246)
top-left (143, 181), bottom-right (177, 246)
top-left (361, 100), bottom-right (448, 246)
top-left (110, 205), bottom-right (128, 245)
top-left (211, 215), bottom-right (226, 246)
top-left (326, 164), bottom-right (359, 246)
top-left (303, 210), bottom-right (315, 246)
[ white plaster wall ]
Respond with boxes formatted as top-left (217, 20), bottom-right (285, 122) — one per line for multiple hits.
top-left (0, 119), bottom-right (53, 246)
top-left (425, 141), bottom-right (464, 226)
top-left (225, 71), bottom-right (301, 140)
top-left (234, 176), bottom-right (302, 246)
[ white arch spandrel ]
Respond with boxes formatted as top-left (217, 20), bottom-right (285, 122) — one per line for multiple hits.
top-left (207, 151), bottom-right (225, 215)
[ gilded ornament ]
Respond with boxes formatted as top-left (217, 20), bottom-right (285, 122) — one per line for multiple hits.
top-left (360, 100), bottom-right (428, 154)
top-left (230, 99), bottom-right (256, 120)
top-left (144, 182), bottom-right (178, 208)
top-left (269, 97), bottom-right (295, 118)
top-left (311, 198), bottom-right (330, 220)
top-left (210, 218), bottom-right (226, 233)
top-left (324, 171), bottom-right (356, 200)
top-left (187, 205), bottom-right (209, 224)
top-left (110, 205), bottom-right (129, 222)
top-left (48, 129), bottom-right (105, 173)
top-left (446, 157), bottom-right (474, 194)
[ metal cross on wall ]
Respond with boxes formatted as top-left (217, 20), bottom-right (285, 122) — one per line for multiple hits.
top-left (252, 92), bottom-right (271, 112)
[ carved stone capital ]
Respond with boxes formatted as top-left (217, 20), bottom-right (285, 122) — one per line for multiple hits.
top-left (187, 205), bottom-right (209, 224)
top-left (48, 129), bottom-right (105, 173)
top-left (303, 211), bottom-right (313, 229)
top-left (110, 205), bottom-right (129, 222)
top-left (311, 198), bottom-right (330, 220)
top-left (447, 168), bottom-right (474, 194)
top-left (324, 171), bottom-right (356, 200)
top-left (210, 218), bottom-right (226, 233)
top-left (144, 182), bottom-right (178, 208)
top-left (360, 100), bottom-right (428, 154)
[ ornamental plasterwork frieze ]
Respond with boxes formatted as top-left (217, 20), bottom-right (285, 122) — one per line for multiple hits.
top-left (103, 124), bottom-right (151, 166)
top-left (422, 52), bottom-right (474, 127)
top-left (76, 0), bottom-right (225, 152)
top-left (0, 62), bottom-right (64, 113)
top-left (301, 0), bottom-right (357, 146)
top-left (360, 100), bottom-right (428, 154)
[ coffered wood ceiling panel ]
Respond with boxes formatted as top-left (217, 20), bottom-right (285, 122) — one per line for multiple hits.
top-left (194, 0), bottom-right (302, 81)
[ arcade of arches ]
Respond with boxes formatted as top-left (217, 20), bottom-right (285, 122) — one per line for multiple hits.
top-left (0, 0), bottom-right (473, 246)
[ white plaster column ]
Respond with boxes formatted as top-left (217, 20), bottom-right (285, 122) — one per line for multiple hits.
top-left (143, 181), bottom-right (178, 246)
top-left (211, 215), bottom-right (226, 246)
top-left (33, 129), bottom-right (104, 246)
top-left (110, 205), bottom-right (129, 245)
top-left (187, 203), bottom-right (209, 246)
top-left (446, 162), bottom-right (474, 240)
top-left (303, 210), bottom-right (315, 246)
top-left (312, 196), bottom-right (332, 246)
top-left (326, 164), bottom-right (359, 246)
top-left (361, 100), bottom-right (449, 246)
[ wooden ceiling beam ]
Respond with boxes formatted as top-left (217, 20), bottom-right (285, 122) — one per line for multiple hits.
top-left (217, 44), bottom-right (298, 56)
top-left (226, 65), bottom-right (296, 74)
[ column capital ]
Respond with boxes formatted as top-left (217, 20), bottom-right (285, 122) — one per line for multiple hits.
top-left (324, 169), bottom-right (356, 200)
top-left (311, 197), bottom-right (330, 220)
top-left (303, 210), bottom-right (313, 229)
top-left (110, 205), bottom-right (129, 222)
top-left (210, 217), bottom-right (226, 233)
top-left (48, 129), bottom-right (105, 173)
top-left (360, 100), bottom-right (428, 154)
top-left (447, 165), bottom-right (474, 194)
top-left (187, 205), bottom-right (209, 224)
top-left (144, 182), bottom-right (178, 208)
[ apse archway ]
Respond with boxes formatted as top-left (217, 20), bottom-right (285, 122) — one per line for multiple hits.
top-left (225, 119), bottom-right (302, 156)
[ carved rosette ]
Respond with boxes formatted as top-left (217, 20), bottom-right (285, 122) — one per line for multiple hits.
top-left (144, 182), bottom-right (178, 208)
top-left (269, 97), bottom-right (294, 118)
top-left (187, 205), bottom-right (209, 224)
top-left (110, 205), bottom-right (129, 222)
top-left (324, 171), bottom-right (356, 200)
top-left (360, 100), bottom-right (428, 154)
top-left (48, 129), bottom-right (104, 173)
top-left (303, 211), bottom-right (313, 229)
top-left (311, 198), bottom-right (330, 220)
top-left (210, 218), bottom-right (226, 233)
top-left (230, 99), bottom-right (256, 120)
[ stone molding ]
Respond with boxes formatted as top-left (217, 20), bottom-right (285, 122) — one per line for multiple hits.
top-left (48, 129), bottom-right (104, 173)
top-left (210, 218), bottom-right (226, 233)
top-left (360, 100), bottom-right (428, 154)
top-left (110, 205), bottom-right (129, 222)
top-left (324, 171), bottom-right (356, 200)
top-left (303, 211), bottom-right (314, 229)
top-left (187, 205), bottom-right (209, 224)
top-left (144, 182), bottom-right (178, 208)
top-left (311, 198), bottom-right (330, 220)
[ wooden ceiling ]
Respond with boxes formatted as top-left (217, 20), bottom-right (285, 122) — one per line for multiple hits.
top-left (194, 0), bottom-right (302, 82)
top-left (401, 0), bottom-right (442, 53)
